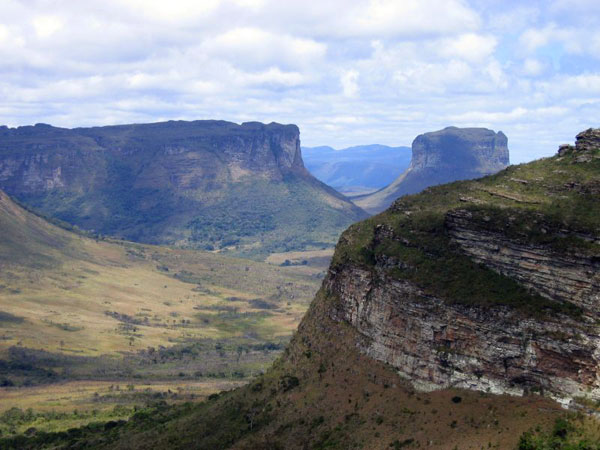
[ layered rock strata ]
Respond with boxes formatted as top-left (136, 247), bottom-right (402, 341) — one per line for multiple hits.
top-left (325, 129), bottom-right (600, 406)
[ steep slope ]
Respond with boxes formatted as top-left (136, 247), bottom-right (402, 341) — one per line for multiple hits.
top-left (354, 127), bottom-right (509, 214)
top-left (0, 121), bottom-right (367, 259)
top-left (302, 144), bottom-right (411, 194)
top-left (0, 188), bottom-right (321, 379)
top-left (7, 130), bottom-right (600, 450)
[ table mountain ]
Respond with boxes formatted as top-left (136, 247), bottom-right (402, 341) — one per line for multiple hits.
top-left (0, 120), bottom-right (367, 258)
top-left (9, 130), bottom-right (600, 449)
top-left (354, 126), bottom-right (509, 214)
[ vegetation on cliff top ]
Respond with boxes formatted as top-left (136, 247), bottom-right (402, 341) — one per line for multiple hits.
top-left (333, 135), bottom-right (600, 317)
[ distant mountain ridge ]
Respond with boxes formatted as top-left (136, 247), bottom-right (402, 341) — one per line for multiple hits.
top-left (302, 144), bottom-right (411, 194)
top-left (354, 127), bottom-right (509, 214)
top-left (0, 120), bottom-right (367, 258)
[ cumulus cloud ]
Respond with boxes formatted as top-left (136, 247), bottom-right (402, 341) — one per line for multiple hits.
top-left (0, 0), bottom-right (599, 163)
top-left (341, 70), bottom-right (359, 97)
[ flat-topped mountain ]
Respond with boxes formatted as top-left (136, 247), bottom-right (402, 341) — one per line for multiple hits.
top-left (0, 120), bottom-right (367, 258)
top-left (354, 126), bottom-right (509, 214)
top-left (9, 131), bottom-right (599, 449)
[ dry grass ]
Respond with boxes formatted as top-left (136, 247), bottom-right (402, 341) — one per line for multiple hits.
top-left (0, 379), bottom-right (245, 414)
top-left (0, 234), bottom-right (320, 356)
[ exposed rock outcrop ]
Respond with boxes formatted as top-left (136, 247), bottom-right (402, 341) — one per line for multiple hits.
top-left (0, 120), bottom-right (366, 255)
top-left (354, 127), bottom-right (509, 214)
top-left (445, 209), bottom-right (600, 317)
top-left (322, 129), bottom-right (600, 406)
top-left (327, 262), bottom-right (600, 406)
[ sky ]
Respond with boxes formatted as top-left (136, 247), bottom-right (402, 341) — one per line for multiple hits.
top-left (1, 0), bottom-right (599, 163)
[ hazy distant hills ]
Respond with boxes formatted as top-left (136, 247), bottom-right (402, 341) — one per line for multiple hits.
top-left (302, 144), bottom-right (411, 195)
top-left (0, 120), bottom-right (367, 259)
top-left (354, 127), bottom-right (509, 214)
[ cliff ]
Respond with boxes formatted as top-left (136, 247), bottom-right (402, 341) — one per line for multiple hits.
top-left (0, 120), bottom-right (366, 258)
top-left (6, 130), bottom-right (599, 450)
top-left (327, 128), bottom-right (600, 405)
top-left (354, 127), bottom-right (509, 214)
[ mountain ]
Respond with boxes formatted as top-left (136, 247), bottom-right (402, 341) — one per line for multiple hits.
top-left (302, 144), bottom-right (411, 195)
top-left (7, 130), bottom-right (599, 449)
top-left (354, 126), bottom-right (509, 214)
top-left (0, 120), bottom-right (367, 259)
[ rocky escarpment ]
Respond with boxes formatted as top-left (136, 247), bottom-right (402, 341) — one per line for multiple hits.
top-left (0, 121), bottom-right (305, 194)
top-left (327, 239), bottom-right (600, 406)
top-left (446, 209), bottom-right (600, 317)
top-left (0, 120), bottom-right (366, 256)
top-left (325, 129), bottom-right (600, 406)
top-left (354, 127), bottom-right (509, 214)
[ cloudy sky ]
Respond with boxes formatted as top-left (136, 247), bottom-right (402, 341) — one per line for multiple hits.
top-left (1, 0), bottom-right (599, 162)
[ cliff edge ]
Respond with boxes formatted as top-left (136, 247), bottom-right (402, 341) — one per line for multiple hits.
top-left (0, 120), bottom-right (366, 257)
top-left (354, 126), bottom-right (509, 214)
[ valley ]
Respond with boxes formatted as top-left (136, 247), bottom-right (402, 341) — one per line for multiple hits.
top-left (5, 129), bottom-right (597, 449)
top-left (0, 190), bottom-right (322, 435)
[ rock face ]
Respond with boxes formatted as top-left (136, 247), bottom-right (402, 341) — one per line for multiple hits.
top-left (0, 120), bottom-right (366, 256)
top-left (321, 129), bottom-right (600, 406)
top-left (0, 121), bottom-right (305, 194)
top-left (354, 127), bottom-right (509, 214)
top-left (327, 230), bottom-right (600, 406)
top-left (446, 209), bottom-right (600, 316)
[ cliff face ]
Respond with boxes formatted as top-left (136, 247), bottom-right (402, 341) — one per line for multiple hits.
top-left (410, 127), bottom-right (509, 173)
top-left (324, 128), bottom-right (600, 406)
top-left (0, 121), bottom-right (305, 193)
top-left (446, 209), bottom-right (600, 316)
top-left (0, 121), bottom-right (366, 257)
top-left (354, 127), bottom-right (509, 214)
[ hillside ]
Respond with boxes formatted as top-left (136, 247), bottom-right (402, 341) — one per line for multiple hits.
top-left (5, 130), bottom-right (599, 449)
top-left (0, 121), bottom-right (367, 259)
top-left (0, 189), bottom-right (323, 434)
top-left (354, 127), bottom-right (509, 214)
top-left (302, 144), bottom-right (411, 195)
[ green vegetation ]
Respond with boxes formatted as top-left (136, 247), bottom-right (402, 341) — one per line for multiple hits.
top-left (0, 189), bottom-right (322, 434)
top-left (333, 146), bottom-right (600, 317)
top-left (185, 176), bottom-right (363, 259)
top-left (518, 416), bottom-right (600, 449)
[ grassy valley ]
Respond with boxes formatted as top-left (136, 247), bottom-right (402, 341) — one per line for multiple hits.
top-left (0, 190), bottom-right (322, 436)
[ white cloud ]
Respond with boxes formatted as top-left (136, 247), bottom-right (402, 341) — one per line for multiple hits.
top-left (0, 0), bottom-right (598, 163)
top-left (341, 70), bottom-right (359, 97)
top-left (439, 33), bottom-right (497, 62)
top-left (350, 0), bottom-right (481, 37)
top-left (32, 15), bottom-right (64, 38)
top-left (522, 58), bottom-right (545, 76)
top-left (202, 27), bottom-right (326, 70)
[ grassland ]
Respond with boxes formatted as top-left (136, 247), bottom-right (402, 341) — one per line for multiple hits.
top-left (1, 288), bottom-right (592, 450)
top-left (0, 190), bottom-right (322, 434)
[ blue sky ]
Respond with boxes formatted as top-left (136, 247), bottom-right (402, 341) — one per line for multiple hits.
top-left (1, 0), bottom-right (599, 163)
